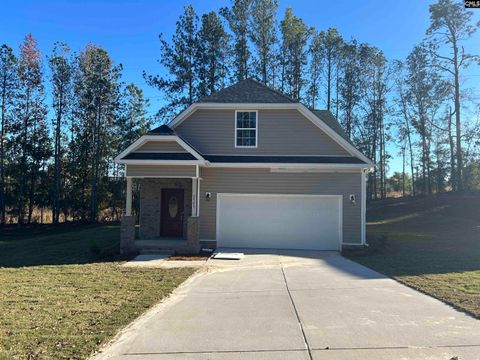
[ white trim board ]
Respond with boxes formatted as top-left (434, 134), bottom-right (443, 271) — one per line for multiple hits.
top-left (118, 160), bottom-right (204, 166)
top-left (234, 110), bottom-right (258, 149)
top-left (114, 135), bottom-right (205, 163)
top-left (361, 169), bottom-right (367, 246)
top-left (208, 162), bottom-right (369, 170)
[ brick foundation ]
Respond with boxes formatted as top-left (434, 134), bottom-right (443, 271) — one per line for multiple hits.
top-left (120, 215), bottom-right (136, 254)
top-left (186, 216), bottom-right (200, 253)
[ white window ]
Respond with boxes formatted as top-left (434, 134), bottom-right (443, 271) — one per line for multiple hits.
top-left (235, 111), bottom-right (257, 148)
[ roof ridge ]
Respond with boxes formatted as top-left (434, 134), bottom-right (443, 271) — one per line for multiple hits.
top-left (196, 78), bottom-right (298, 104)
top-left (242, 78), bottom-right (299, 103)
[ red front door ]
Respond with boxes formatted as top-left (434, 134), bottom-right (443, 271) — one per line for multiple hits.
top-left (160, 189), bottom-right (184, 237)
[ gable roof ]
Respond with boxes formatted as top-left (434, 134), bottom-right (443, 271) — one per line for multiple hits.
top-left (147, 124), bottom-right (176, 135)
top-left (198, 78), bottom-right (298, 104)
top-left (311, 110), bottom-right (353, 146)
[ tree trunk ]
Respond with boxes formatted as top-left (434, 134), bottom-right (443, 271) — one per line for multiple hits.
top-left (335, 67), bottom-right (339, 120)
top-left (0, 74), bottom-right (6, 224)
top-left (448, 107), bottom-right (456, 191)
top-left (90, 102), bottom-right (102, 223)
top-left (18, 89), bottom-right (31, 225)
top-left (27, 117), bottom-right (38, 224)
top-left (327, 53), bottom-right (331, 111)
top-left (453, 39), bottom-right (463, 191)
top-left (53, 92), bottom-right (63, 224)
top-left (405, 121), bottom-right (415, 197)
top-left (402, 146), bottom-right (406, 197)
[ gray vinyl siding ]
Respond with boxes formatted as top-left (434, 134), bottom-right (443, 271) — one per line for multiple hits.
top-left (199, 168), bottom-right (362, 244)
top-left (175, 109), bottom-right (350, 156)
top-left (136, 141), bottom-right (186, 153)
top-left (126, 165), bottom-right (196, 177)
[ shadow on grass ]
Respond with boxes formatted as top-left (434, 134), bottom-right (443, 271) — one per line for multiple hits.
top-left (345, 194), bottom-right (480, 277)
top-left (0, 223), bottom-right (136, 268)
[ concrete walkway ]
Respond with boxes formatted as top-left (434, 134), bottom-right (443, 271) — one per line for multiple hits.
top-left (94, 250), bottom-right (480, 360)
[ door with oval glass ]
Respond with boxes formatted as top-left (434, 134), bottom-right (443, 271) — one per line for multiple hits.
top-left (160, 188), bottom-right (184, 237)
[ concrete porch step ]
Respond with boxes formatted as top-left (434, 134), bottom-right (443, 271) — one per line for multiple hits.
top-left (140, 249), bottom-right (174, 255)
top-left (135, 239), bottom-right (187, 255)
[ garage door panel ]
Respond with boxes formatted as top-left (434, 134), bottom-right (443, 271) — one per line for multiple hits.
top-left (217, 194), bottom-right (342, 250)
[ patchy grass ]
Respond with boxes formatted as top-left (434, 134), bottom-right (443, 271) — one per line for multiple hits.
top-left (0, 224), bottom-right (196, 359)
top-left (345, 194), bottom-right (480, 319)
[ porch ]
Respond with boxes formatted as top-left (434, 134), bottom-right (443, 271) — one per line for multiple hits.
top-left (120, 175), bottom-right (201, 255)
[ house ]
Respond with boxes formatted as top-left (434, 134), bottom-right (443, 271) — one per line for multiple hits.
top-left (115, 79), bottom-right (374, 254)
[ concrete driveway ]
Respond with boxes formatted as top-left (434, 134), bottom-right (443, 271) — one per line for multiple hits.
top-left (94, 250), bottom-right (480, 360)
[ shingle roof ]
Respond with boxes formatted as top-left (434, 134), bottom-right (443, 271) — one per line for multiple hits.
top-left (147, 124), bottom-right (176, 135)
top-left (197, 78), bottom-right (298, 104)
top-left (310, 110), bottom-right (353, 145)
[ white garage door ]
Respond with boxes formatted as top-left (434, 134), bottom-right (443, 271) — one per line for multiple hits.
top-left (216, 194), bottom-right (342, 250)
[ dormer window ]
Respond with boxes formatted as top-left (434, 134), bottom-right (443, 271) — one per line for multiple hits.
top-left (235, 110), bottom-right (257, 148)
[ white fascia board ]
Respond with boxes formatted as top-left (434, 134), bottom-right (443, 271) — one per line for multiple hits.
top-left (117, 159), bottom-right (205, 166)
top-left (114, 135), bottom-right (205, 163)
top-left (207, 162), bottom-right (369, 170)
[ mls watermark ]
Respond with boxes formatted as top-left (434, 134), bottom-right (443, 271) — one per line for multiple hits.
top-left (465, 0), bottom-right (480, 8)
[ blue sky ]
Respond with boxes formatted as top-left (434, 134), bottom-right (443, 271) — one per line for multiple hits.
top-left (1, 0), bottom-right (479, 174)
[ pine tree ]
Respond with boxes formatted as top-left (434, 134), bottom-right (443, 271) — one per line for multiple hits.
top-left (196, 11), bottom-right (230, 97)
top-left (249, 0), bottom-right (278, 85)
top-left (279, 7), bottom-right (311, 100)
top-left (220, 0), bottom-right (252, 82)
top-left (321, 28), bottom-right (343, 112)
top-left (144, 5), bottom-right (200, 120)
top-left (72, 45), bottom-right (121, 222)
top-left (426, 0), bottom-right (480, 191)
top-left (338, 40), bottom-right (362, 138)
top-left (48, 41), bottom-right (73, 223)
top-left (11, 34), bottom-right (50, 223)
top-left (116, 83), bottom-right (151, 160)
top-left (406, 44), bottom-right (446, 196)
top-left (0, 44), bottom-right (17, 224)
top-left (306, 30), bottom-right (324, 109)
top-left (357, 45), bottom-right (389, 199)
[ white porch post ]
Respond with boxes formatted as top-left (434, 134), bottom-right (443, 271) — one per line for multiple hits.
top-left (192, 177), bottom-right (198, 216)
top-left (126, 177), bottom-right (133, 216)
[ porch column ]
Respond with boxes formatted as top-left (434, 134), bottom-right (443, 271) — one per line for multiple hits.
top-left (121, 176), bottom-right (135, 254)
top-left (191, 177), bottom-right (198, 217)
top-left (126, 177), bottom-right (133, 216)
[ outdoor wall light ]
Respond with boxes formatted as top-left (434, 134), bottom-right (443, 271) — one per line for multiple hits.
top-left (205, 192), bottom-right (212, 201)
top-left (349, 194), bottom-right (356, 205)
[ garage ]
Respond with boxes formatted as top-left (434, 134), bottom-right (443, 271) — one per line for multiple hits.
top-left (216, 193), bottom-right (342, 250)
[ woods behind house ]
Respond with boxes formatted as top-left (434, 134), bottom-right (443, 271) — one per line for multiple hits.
top-left (0, 0), bottom-right (479, 224)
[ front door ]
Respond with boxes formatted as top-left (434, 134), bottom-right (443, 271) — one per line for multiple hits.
top-left (160, 189), bottom-right (184, 237)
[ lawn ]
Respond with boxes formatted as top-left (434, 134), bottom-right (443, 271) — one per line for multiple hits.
top-left (345, 194), bottom-right (480, 319)
top-left (0, 224), bottom-right (196, 359)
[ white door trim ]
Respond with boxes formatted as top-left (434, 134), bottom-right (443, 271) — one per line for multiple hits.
top-left (215, 193), bottom-right (343, 250)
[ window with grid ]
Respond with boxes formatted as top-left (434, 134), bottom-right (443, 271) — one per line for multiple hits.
top-left (235, 111), bottom-right (257, 147)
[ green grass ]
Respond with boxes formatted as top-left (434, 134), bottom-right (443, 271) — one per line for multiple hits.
top-left (0, 224), bottom-right (196, 359)
top-left (345, 194), bottom-right (480, 318)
